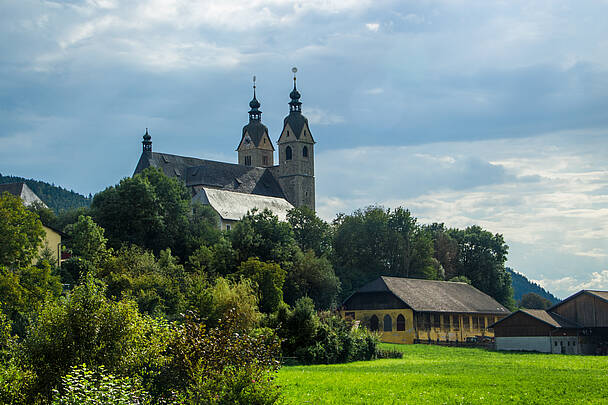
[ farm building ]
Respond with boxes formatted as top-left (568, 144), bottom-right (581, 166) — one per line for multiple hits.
top-left (492, 289), bottom-right (608, 354)
top-left (339, 276), bottom-right (510, 344)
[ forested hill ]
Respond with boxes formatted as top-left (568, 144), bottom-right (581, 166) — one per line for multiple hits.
top-left (508, 268), bottom-right (560, 304)
top-left (0, 173), bottom-right (92, 213)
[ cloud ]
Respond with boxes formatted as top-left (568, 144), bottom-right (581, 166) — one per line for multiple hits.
top-left (535, 270), bottom-right (608, 298)
top-left (365, 23), bottom-right (380, 32)
top-left (305, 107), bottom-right (345, 125)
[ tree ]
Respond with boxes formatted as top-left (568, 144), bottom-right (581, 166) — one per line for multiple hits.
top-left (91, 168), bottom-right (191, 258)
top-left (236, 258), bottom-right (286, 314)
top-left (230, 209), bottom-right (299, 265)
top-left (0, 193), bottom-right (45, 268)
top-left (448, 226), bottom-right (514, 308)
top-left (332, 206), bottom-right (436, 298)
top-left (65, 215), bottom-right (109, 266)
top-left (284, 250), bottom-right (340, 309)
top-left (519, 292), bottom-right (552, 309)
top-left (287, 207), bottom-right (332, 257)
top-left (425, 223), bottom-right (459, 279)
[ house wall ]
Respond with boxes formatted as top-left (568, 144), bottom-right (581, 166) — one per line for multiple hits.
top-left (340, 309), bottom-right (501, 344)
top-left (40, 225), bottom-right (61, 267)
top-left (340, 309), bottom-right (416, 344)
top-left (414, 312), bottom-right (501, 342)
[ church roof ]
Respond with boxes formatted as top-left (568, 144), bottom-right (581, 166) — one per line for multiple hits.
top-left (241, 120), bottom-right (271, 149)
top-left (134, 152), bottom-right (285, 198)
top-left (0, 182), bottom-right (47, 207)
top-left (350, 276), bottom-right (510, 314)
top-left (283, 112), bottom-right (310, 140)
top-left (194, 187), bottom-right (294, 222)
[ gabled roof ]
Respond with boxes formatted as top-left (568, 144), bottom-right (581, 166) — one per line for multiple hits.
top-left (0, 182), bottom-right (47, 207)
top-left (352, 276), bottom-right (510, 314)
top-left (490, 309), bottom-right (580, 329)
top-left (239, 120), bottom-right (274, 150)
top-left (194, 187), bottom-right (294, 221)
top-left (282, 112), bottom-right (314, 143)
top-left (134, 152), bottom-right (285, 198)
top-left (549, 289), bottom-right (608, 311)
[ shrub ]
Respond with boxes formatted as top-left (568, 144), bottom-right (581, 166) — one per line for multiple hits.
top-left (154, 310), bottom-right (281, 404)
top-left (51, 364), bottom-right (151, 405)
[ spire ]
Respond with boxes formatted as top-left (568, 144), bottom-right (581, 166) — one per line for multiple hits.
top-left (289, 67), bottom-right (302, 113)
top-left (248, 75), bottom-right (262, 121)
top-left (142, 128), bottom-right (152, 152)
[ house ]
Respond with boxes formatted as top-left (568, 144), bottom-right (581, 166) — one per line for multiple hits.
top-left (133, 70), bottom-right (315, 226)
top-left (492, 290), bottom-right (608, 354)
top-left (339, 276), bottom-right (510, 344)
top-left (0, 182), bottom-right (63, 267)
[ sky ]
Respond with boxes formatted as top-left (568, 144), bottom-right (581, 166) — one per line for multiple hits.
top-left (1, 0), bottom-right (607, 298)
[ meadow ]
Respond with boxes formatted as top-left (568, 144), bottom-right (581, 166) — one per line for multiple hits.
top-left (278, 344), bottom-right (608, 404)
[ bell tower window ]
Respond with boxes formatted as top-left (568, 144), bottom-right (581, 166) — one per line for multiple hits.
top-left (286, 146), bottom-right (292, 160)
top-left (245, 156), bottom-right (252, 166)
top-left (303, 146), bottom-right (308, 158)
top-left (263, 155), bottom-right (269, 166)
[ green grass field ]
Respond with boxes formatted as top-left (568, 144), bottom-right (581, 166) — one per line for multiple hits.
top-left (277, 344), bottom-right (608, 404)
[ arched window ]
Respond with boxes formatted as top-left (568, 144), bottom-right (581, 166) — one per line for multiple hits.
top-left (370, 315), bottom-right (379, 331)
top-left (383, 315), bottom-right (392, 332)
top-left (286, 146), bottom-right (292, 160)
top-left (303, 146), bottom-right (308, 158)
top-left (397, 314), bottom-right (405, 331)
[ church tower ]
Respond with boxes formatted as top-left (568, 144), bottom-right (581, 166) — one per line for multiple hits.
top-left (237, 77), bottom-right (275, 167)
top-left (276, 68), bottom-right (316, 210)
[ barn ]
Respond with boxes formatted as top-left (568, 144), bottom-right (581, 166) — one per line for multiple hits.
top-left (339, 276), bottom-right (510, 344)
top-left (492, 289), bottom-right (608, 354)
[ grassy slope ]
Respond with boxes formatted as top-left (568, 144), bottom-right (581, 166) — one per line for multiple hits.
top-left (278, 344), bottom-right (608, 404)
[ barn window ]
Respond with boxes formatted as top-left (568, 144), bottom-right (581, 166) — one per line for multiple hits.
top-left (303, 146), bottom-right (308, 158)
top-left (452, 315), bottom-right (459, 331)
top-left (397, 314), bottom-right (405, 331)
top-left (383, 315), bottom-right (392, 332)
top-left (555, 341), bottom-right (558, 346)
top-left (463, 315), bottom-right (470, 330)
top-left (442, 314), bottom-right (450, 331)
top-left (472, 316), bottom-right (479, 330)
top-left (370, 315), bottom-right (379, 331)
top-left (432, 314), bottom-right (440, 329)
top-left (424, 313), bottom-right (431, 330)
top-left (286, 146), bottom-right (292, 160)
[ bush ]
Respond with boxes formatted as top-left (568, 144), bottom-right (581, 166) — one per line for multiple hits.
top-left (276, 297), bottom-right (378, 365)
top-left (375, 347), bottom-right (404, 359)
top-left (51, 364), bottom-right (151, 405)
top-left (23, 279), bottom-right (174, 397)
top-left (154, 310), bottom-right (281, 404)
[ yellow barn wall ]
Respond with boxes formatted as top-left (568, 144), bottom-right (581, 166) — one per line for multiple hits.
top-left (40, 225), bottom-right (61, 267)
top-left (341, 309), bottom-right (502, 344)
top-left (340, 309), bottom-right (416, 344)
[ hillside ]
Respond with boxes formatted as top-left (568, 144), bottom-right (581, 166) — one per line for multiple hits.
top-left (0, 173), bottom-right (91, 213)
top-left (508, 267), bottom-right (560, 304)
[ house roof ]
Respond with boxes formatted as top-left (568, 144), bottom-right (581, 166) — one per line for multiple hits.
top-left (490, 309), bottom-right (580, 329)
top-left (353, 276), bottom-right (510, 314)
top-left (194, 187), bottom-right (294, 221)
top-left (134, 152), bottom-right (285, 198)
top-left (0, 182), bottom-right (47, 207)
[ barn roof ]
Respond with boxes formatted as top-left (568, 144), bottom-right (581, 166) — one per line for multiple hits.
top-left (490, 309), bottom-right (580, 329)
top-left (352, 276), bottom-right (510, 314)
top-left (193, 187), bottom-right (294, 222)
top-left (549, 289), bottom-right (608, 311)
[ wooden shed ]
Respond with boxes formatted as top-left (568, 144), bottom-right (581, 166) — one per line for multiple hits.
top-left (492, 290), bottom-right (608, 355)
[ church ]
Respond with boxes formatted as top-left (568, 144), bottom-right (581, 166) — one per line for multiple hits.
top-left (133, 70), bottom-right (315, 230)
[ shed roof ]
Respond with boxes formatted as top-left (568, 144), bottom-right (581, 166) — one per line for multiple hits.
top-left (194, 187), bottom-right (294, 222)
top-left (0, 182), bottom-right (47, 207)
top-left (549, 289), bottom-right (608, 311)
top-left (490, 309), bottom-right (580, 329)
top-left (351, 276), bottom-right (510, 314)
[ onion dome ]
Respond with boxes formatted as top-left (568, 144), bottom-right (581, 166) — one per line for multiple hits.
top-left (142, 128), bottom-right (152, 152)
